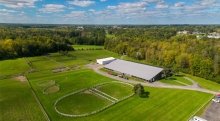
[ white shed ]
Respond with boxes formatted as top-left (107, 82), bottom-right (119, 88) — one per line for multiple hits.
top-left (96, 57), bottom-right (116, 65)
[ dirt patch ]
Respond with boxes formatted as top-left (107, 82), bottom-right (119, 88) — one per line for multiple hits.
top-left (15, 76), bottom-right (27, 82)
top-left (52, 67), bottom-right (70, 73)
top-left (201, 101), bottom-right (220, 121)
top-left (44, 85), bottom-right (60, 94)
top-left (38, 80), bottom-right (55, 87)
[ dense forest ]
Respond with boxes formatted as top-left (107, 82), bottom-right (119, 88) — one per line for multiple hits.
top-left (105, 25), bottom-right (220, 83)
top-left (1, 24), bottom-right (220, 83)
top-left (0, 25), bottom-right (105, 59)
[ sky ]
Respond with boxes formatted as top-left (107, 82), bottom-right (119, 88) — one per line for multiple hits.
top-left (0, 0), bottom-right (220, 24)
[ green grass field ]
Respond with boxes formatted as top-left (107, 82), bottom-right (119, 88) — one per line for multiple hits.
top-left (73, 45), bottom-right (104, 50)
top-left (0, 58), bottom-right (30, 78)
top-left (27, 69), bottom-right (213, 121)
top-left (28, 56), bottom-right (63, 71)
top-left (0, 49), bottom-right (219, 121)
top-left (56, 92), bottom-right (112, 115)
top-left (97, 83), bottom-right (133, 99)
top-left (185, 73), bottom-right (220, 92)
top-left (27, 50), bottom-right (119, 71)
top-left (160, 75), bottom-right (193, 86)
top-left (0, 79), bottom-right (46, 121)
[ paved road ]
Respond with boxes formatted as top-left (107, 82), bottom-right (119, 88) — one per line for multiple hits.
top-left (87, 63), bottom-right (219, 95)
top-left (201, 101), bottom-right (220, 121)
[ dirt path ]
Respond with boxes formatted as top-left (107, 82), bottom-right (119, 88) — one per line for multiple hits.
top-left (184, 77), bottom-right (201, 88)
top-left (87, 63), bottom-right (219, 95)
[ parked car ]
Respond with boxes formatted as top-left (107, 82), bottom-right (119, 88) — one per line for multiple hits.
top-left (212, 98), bottom-right (220, 103)
top-left (189, 116), bottom-right (207, 121)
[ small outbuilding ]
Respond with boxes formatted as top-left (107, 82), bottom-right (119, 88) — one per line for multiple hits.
top-left (96, 57), bottom-right (116, 65)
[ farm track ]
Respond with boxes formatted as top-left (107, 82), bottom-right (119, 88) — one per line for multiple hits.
top-left (88, 63), bottom-right (220, 95)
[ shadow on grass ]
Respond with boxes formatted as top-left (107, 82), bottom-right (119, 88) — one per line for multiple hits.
top-left (166, 77), bottom-right (176, 80)
top-left (175, 74), bottom-right (184, 77)
top-left (140, 91), bottom-right (150, 98)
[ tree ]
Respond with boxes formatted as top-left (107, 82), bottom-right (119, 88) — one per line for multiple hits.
top-left (133, 84), bottom-right (145, 97)
top-left (163, 68), bottom-right (173, 78)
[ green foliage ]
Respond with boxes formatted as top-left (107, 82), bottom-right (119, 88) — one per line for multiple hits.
top-left (133, 84), bottom-right (145, 97)
top-left (0, 26), bottom-right (107, 59)
top-left (105, 28), bottom-right (220, 83)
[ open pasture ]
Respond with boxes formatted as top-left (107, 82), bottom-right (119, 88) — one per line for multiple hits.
top-left (0, 58), bottom-right (30, 78)
top-left (54, 81), bottom-right (134, 117)
top-left (0, 78), bottom-right (46, 121)
top-left (27, 56), bottom-right (63, 71)
top-left (26, 50), bottom-right (119, 72)
top-left (27, 69), bottom-right (213, 121)
top-left (0, 49), bottom-right (218, 121)
top-left (48, 50), bottom-right (119, 66)
top-left (96, 82), bottom-right (134, 100)
top-left (160, 75), bottom-right (193, 86)
top-left (55, 92), bottom-right (112, 116)
top-left (185, 73), bottom-right (220, 92)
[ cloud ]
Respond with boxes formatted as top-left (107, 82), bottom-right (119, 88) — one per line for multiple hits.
top-left (141, 0), bottom-right (160, 3)
top-left (65, 11), bottom-right (86, 18)
top-left (155, 1), bottom-right (168, 9)
top-left (107, 2), bottom-right (147, 14)
top-left (0, 0), bottom-right (39, 8)
top-left (0, 8), bottom-right (17, 13)
top-left (174, 2), bottom-right (185, 7)
top-left (200, 0), bottom-right (216, 6)
top-left (68, 0), bottom-right (95, 7)
top-left (100, 0), bottom-right (107, 2)
top-left (39, 4), bottom-right (66, 13)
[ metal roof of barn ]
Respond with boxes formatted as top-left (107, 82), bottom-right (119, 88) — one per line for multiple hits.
top-left (104, 59), bottom-right (163, 80)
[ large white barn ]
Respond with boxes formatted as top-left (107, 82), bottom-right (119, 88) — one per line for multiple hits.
top-left (100, 58), bottom-right (164, 82)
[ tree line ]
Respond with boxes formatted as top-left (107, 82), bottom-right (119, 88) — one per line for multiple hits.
top-left (105, 27), bottom-right (220, 83)
top-left (0, 25), bottom-right (106, 59)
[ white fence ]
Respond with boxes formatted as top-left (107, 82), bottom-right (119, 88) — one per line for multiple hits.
top-left (54, 81), bottom-right (134, 117)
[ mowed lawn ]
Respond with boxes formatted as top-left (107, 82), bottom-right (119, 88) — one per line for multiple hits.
top-left (0, 58), bottom-right (30, 78)
top-left (0, 49), bottom-right (217, 121)
top-left (97, 83), bottom-right (133, 99)
top-left (27, 69), bottom-right (213, 121)
top-left (27, 56), bottom-right (63, 71)
top-left (160, 75), bottom-right (193, 86)
top-left (185, 73), bottom-right (220, 92)
top-left (27, 50), bottom-right (120, 70)
top-left (27, 69), bottom-right (115, 121)
top-left (56, 92), bottom-right (112, 115)
top-left (49, 50), bottom-right (119, 66)
top-left (0, 79), bottom-right (46, 121)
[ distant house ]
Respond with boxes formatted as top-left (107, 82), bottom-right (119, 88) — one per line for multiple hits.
top-left (76, 26), bottom-right (84, 31)
top-left (177, 30), bottom-right (189, 35)
top-left (103, 59), bottom-right (163, 82)
top-left (96, 57), bottom-right (116, 65)
top-left (207, 32), bottom-right (220, 39)
top-left (189, 116), bottom-right (207, 121)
